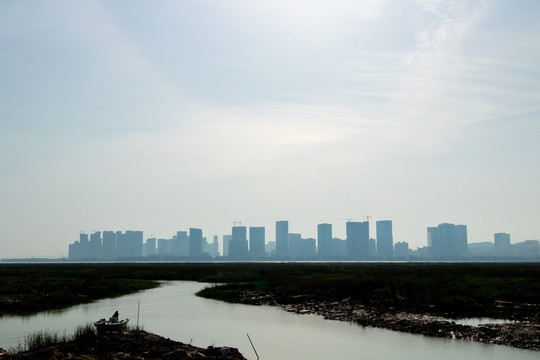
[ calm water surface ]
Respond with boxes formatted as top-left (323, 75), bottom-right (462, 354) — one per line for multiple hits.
top-left (0, 281), bottom-right (537, 359)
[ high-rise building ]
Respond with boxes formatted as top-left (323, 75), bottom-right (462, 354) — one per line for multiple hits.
top-left (494, 233), bottom-right (511, 255)
top-left (223, 235), bottom-right (232, 257)
top-left (289, 237), bottom-right (316, 258)
top-left (394, 241), bottom-right (409, 259)
top-left (68, 241), bottom-right (80, 260)
top-left (189, 228), bottom-right (203, 257)
top-left (317, 223), bottom-right (333, 258)
top-left (172, 231), bottom-right (189, 257)
top-left (158, 238), bottom-right (170, 256)
top-left (368, 238), bottom-right (377, 257)
top-left (249, 227), bottom-right (265, 259)
top-left (115, 231), bottom-right (128, 258)
top-left (288, 233), bottom-right (302, 258)
top-left (79, 233), bottom-right (89, 259)
top-left (102, 231), bottom-right (116, 259)
top-left (276, 221), bottom-right (289, 258)
top-left (144, 237), bottom-right (156, 257)
top-left (266, 241), bottom-right (276, 256)
top-left (346, 221), bottom-right (369, 258)
top-left (208, 235), bottom-right (220, 258)
top-left (376, 220), bottom-right (393, 258)
top-left (455, 225), bottom-right (468, 257)
top-left (427, 223), bottom-right (468, 258)
top-left (126, 231), bottom-right (143, 258)
top-left (427, 227), bottom-right (437, 248)
top-left (89, 231), bottom-right (102, 259)
top-left (333, 237), bottom-right (347, 257)
top-left (229, 226), bottom-right (249, 259)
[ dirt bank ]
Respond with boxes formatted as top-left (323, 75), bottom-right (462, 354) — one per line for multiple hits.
top-left (1, 330), bottom-right (247, 360)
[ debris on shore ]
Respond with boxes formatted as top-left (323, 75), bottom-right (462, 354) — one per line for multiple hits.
top-left (231, 291), bottom-right (540, 351)
top-left (1, 330), bottom-right (247, 360)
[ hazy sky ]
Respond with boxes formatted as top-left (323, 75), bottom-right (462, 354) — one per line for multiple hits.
top-left (1, 0), bottom-right (539, 258)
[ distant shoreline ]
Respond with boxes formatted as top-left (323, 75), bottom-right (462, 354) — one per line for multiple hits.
top-left (2, 257), bottom-right (540, 263)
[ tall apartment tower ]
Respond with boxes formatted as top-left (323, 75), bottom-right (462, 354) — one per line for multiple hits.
top-left (346, 221), bottom-right (369, 258)
top-left (79, 233), bottom-right (89, 259)
top-left (144, 237), bottom-right (157, 257)
top-left (102, 231), bottom-right (116, 259)
top-left (494, 232), bottom-right (511, 254)
top-left (126, 230), bottom-right (143, 258)
top-left (455, 225), bottom-right (468, 257)
top-left (276, 220), bottom-right (289, 258)
top-left (189, 228), bottom-right (203, 257)
top-left (223, 235), bottom-right (232, 257)
top-left (229, 226), bottom-right (249, 258)
top-left (89, 231), bottom-right (102, 259)
top-left (317, 223), bottom-right (333, 258)
top-left (427, 223), bottom-right (468, 258)
top-left (249, 227), bottom-right (265, 259)
top-left (376, 220), bottom-right (393, 259)
top-left (172, 231), bottom-right (189, 257)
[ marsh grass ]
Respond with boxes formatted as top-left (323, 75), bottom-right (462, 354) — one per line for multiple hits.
top-left (8, 323), bottom-right (96, 354)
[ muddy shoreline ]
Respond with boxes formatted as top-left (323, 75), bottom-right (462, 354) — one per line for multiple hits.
top-left (230, 291), bottom-right (540, 351)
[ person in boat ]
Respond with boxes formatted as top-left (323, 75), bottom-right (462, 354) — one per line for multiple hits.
top-left (112, 310), bottom-right (119, 322)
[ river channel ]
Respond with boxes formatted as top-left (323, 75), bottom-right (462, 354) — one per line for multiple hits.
top-left (0, 281), bottom-right (537, 359)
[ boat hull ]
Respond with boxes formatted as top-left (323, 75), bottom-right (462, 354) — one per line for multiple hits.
top-left (94, 319), bottom-right (129, 333)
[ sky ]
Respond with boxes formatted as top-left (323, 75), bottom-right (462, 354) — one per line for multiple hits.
top-left (1, 0), bottom-right (539, 258)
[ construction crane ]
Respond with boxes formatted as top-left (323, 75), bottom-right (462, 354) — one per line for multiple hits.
top-left (338, 218), bottom-right (354, 222)
top-left (359, 215), bottom-right (372, 222)
top-left (232, 220), bottom-right (250, 226)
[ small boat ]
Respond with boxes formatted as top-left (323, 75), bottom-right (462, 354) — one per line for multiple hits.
top-left (94, 316), bottom-right (129, 333)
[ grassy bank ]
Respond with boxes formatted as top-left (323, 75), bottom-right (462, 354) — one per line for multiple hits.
top-left (195, 262), bottom-right (540, 318)
top-left (8, 324), bottom-right (97, 354)
top-left (0, 264), bottom-right (160, 314)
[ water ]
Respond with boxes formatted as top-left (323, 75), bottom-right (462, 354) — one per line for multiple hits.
top-left (0, 281), bottom-right (537, 359)
top-left (442, 317), bottom-right (518, 326)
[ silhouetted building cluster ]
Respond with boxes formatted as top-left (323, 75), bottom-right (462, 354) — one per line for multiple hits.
top-left (67, 219), bottom-right (539, 262)
top-left (68, 228), bottom-right (219, 260)
top-left (222, 219), bottom-right (399, 260)
top-left (69, 231), bottom-right (143, 260)
top-left (68, 219), bottom-right (405, 261)
top-left (466, 232), bottom-right (540, 259)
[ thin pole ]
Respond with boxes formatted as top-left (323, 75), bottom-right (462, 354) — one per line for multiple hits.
top-left (247, 333), bottom-right (259, 360)
top-left (137, 301), bottom-right (140, 329)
